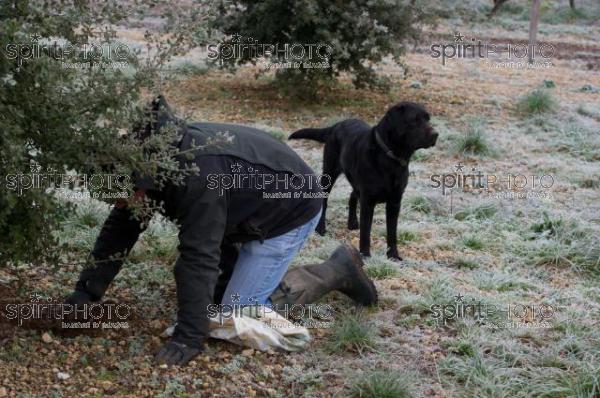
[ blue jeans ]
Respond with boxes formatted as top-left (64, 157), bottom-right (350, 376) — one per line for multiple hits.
top-left (220, 210), bottom-right (321, 306)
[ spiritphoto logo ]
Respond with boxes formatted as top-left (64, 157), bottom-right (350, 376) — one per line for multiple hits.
top-left (430, 31), bottom-right (555, 68)
top-left (430, 293), bottom-right (555, 329)
top-left (3, 32), bottom-right (132, 68)
top-left (206, 161), bottom-right (330, 198)
top-left (3, 293), bottom-right (131, 330)
top-left (430, 162), bottom-right (554, 200)
top-left (206, 34), bottom-right (333, 70)
top-left (4, 164), bottom-right (132, 198)
top-left (207, 303), bottom-right (334, 329)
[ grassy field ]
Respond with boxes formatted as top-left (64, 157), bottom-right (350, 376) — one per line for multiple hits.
top-left (1, 1), bottom-right (600, 397)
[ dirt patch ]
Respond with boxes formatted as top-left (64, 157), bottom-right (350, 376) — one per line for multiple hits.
top-left (0, 284), bottom-right (145, 340)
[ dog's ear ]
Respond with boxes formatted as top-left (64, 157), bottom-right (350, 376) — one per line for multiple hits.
top-left (378, 103), bottom-right (408, 142)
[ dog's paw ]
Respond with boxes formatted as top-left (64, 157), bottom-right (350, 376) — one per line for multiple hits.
top-left (386, 249), bottom-right (403, 262)
top-left (347, 219), bottom-right (359, 230)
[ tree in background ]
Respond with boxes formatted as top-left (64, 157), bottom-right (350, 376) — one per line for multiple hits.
top-left (0, 0), bottom-right (213, 267)
top-left (213, 0), bottom-right (433, 94)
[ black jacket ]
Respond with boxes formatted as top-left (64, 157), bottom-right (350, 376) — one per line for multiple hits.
top-left (88, 121), bottom-right (322, 348)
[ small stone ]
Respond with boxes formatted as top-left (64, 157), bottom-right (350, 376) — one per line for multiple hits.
top-left (101, 381), bottom-right (113, 391)
top-left (410, 81), bottom-right (422, 89)
top-left (57, 372), bottom-right (70, 381)
top-left (241, 348), bottom-right (254, 357)
top-left (42, 333), bottom-right (53, 344)
top-left (150, 319), bottom-right (162, 329)
top-left (159, 364), bottom-right (168, 369)
top-left (0, 387), bottom-right (7, 397)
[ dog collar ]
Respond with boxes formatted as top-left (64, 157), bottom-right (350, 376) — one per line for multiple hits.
top-left (374, 129), bottom-right (408, 167)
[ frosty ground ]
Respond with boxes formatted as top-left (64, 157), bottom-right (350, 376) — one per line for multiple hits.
top-left (1, 6), bottom-right (600, 398)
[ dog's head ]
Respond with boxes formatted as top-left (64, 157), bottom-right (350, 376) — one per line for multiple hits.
top-left (377, 102), bottom-right (438, 153)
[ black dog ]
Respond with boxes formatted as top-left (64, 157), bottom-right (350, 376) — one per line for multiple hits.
top-left (289, 102), bottom-right (438, 260)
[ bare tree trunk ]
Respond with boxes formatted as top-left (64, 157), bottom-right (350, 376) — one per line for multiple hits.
top-left (488, 0), bottom-right (509, 17)
top-left (528, 0), bottom-right (541, 64)
top-left (569, 0), bottom-right (575, 10)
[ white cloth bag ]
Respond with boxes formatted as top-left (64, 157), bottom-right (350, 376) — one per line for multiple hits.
top-left (165, 306), bottom-right (311, 352)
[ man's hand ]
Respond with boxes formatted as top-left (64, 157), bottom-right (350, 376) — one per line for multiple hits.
top-left (155, 341), bottom-right (202, 366)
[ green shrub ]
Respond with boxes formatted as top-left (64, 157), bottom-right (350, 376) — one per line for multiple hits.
top-left (517, 89), bottom-right (556, 116)
top-left (450, 258), bottom-right (480, 270)
top-left (365, 260), bottom-right (399, 280)
top-left (0, 1), bottom-right (212, 266)
top-left (454, 204), bottom-right (497, 221)
top-left (462, 236), bottom-right (485, 250)
top-left (453, 119), bottom-right (493, 156)
top-left (328, 313), bottom-right (375, 353)
top-left (531, 212), bottom-right (564, 238)
top-left (214, 0), bottom-right (433, 92)
top-left (406, 196), bottom-right (431, 214)
top-left (350, 371), bottom-right (414, 398)
top-left (397, 229), bottom-right (420, 244)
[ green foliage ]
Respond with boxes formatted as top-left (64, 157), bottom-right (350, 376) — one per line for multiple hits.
top-left (327, 313), bottom-right (375, 353)
top-left (461, 235), bottom-right (485, 250)
top-left (517, 89), bottom-right (557, 116)
top-left (350, 370), bottom-right (414, 398)
top-left (406, 196), bottom-right (432, 214)
top-left (454, 204), bottom-right (497, 221)
top-left (450, 258), bottom-right (480, 270)
top-left (397, 229), bottom-right (420, 244)
top-left (524, 217), bottom-right (600, 274)
top-left (0, 0), bottom-right (214, 266)
top-left (213, 0), bottom-right (433, 92)
top-left (531, 212), bottom-right (564, 238)
top-left (365, 259), bottom-right (399, 280)
top-left (266, 129), bottom-right (287, 142)
top-left (453, 119), bottom-right (493, 156)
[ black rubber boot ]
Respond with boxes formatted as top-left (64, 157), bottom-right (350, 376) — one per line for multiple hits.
top-left (270, 243), bottom-right (378, 306)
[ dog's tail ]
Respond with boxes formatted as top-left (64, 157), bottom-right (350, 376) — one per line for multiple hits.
top-left (289, 127), bottom-right (332, 143)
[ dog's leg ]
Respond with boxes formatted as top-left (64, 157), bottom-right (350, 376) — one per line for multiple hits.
top-left (347, 191), bottom-right (359, 230)
top-left (358, 197), bottom-right (375, 257)
top-left (385, 200), bottom-right (402, 261)
top-left (317, 145), bottom-right (341, 235)
top-left (316, 181), bottom-right (329, 235)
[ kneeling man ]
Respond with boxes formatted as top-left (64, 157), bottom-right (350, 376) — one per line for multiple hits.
top-left (66, 96), bottom-right (378, 365)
